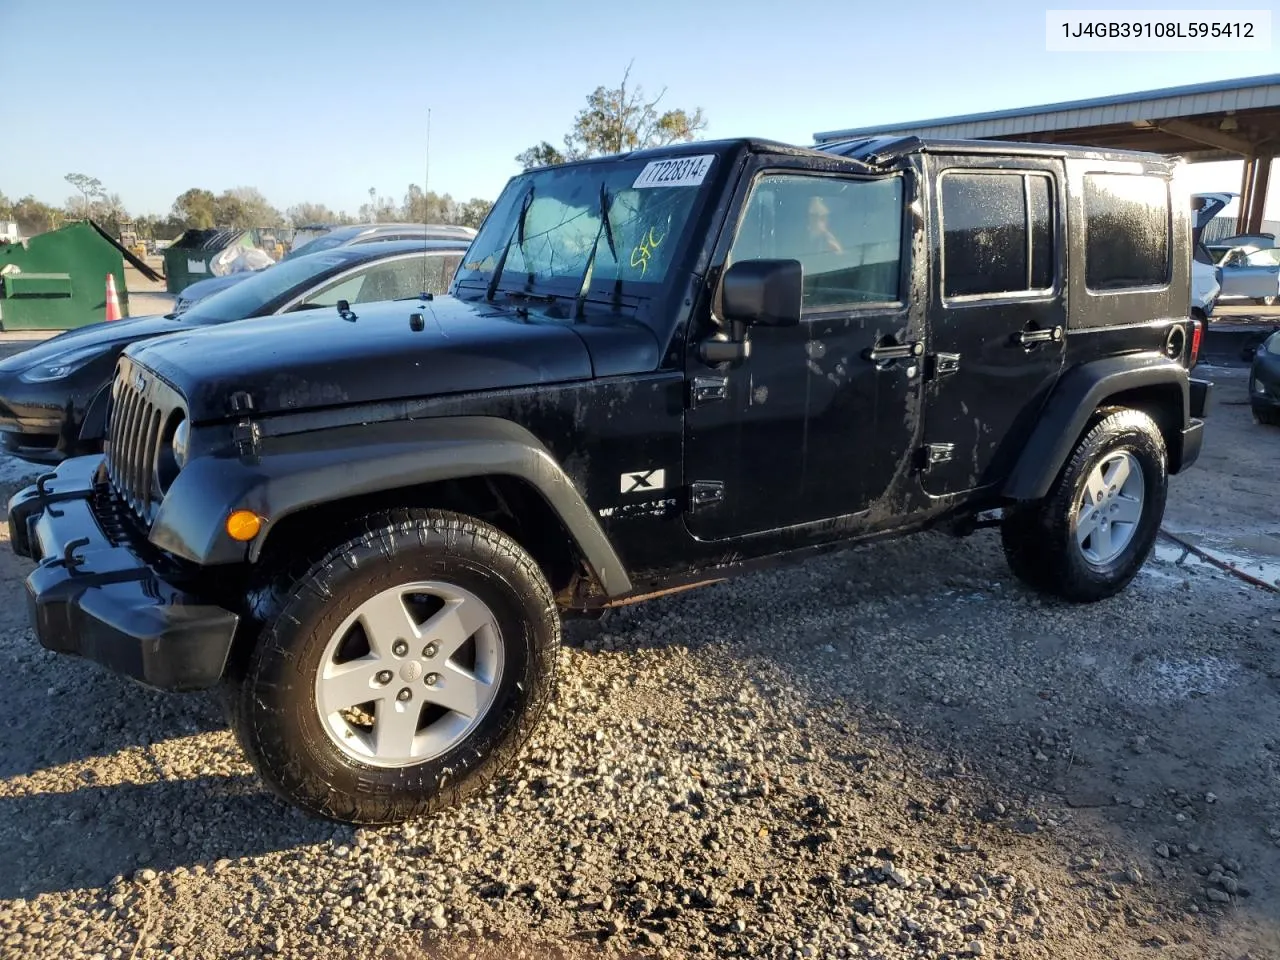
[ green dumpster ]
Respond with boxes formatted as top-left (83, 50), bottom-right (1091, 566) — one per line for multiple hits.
top-left (0, 221), bottom-right (130, 330)
top-left (162, 228), bottom-right (253, 294)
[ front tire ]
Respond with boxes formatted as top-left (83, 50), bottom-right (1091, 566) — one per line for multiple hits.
top-left (224, 508), bottom-right (559, 825)
top-left (1001, 409), bottom-right (1167, 603)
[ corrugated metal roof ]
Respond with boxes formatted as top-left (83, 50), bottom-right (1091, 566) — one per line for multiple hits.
top-left (814, 73), bottom-right (1280, 143)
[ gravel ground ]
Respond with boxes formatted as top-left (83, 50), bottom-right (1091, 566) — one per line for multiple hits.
top-left (0, 366), bottom-right (1276, 960)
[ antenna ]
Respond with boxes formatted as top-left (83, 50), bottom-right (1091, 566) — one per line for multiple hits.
top-left (424, 108), bottom-right (432, 211)
top-left (422, 107), bottom-right (432, 294)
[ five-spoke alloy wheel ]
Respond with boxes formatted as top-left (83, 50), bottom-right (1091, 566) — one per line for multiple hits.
top-left (315, 581), bottom-right (505, 768)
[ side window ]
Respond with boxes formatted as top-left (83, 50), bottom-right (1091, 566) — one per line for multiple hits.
top-left (727, 173), bottom-right (903, 311)
top-left (350, 259), bottom-right (429, 302)
top-left (299, 272), bottom-right (367, 309)
top-left (940, 171), bottom-right (1055, 299)
top-left (1083, 173), bottom-right (1170, 291)
top-left (296, 259), bottom-right (424, 309)
top-left (423, 254), bottom-right (463, 294)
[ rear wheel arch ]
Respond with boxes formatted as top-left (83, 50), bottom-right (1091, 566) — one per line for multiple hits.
top-left (1002, 356), bottom-right (1190, 501)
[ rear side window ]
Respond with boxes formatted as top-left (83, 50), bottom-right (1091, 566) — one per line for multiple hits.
top-left (940, 171), bottom-right (1056, 299)
top-left (1083, 173), bottom-right (1170, 291)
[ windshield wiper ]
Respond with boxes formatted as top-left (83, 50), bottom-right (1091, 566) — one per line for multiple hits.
top-left (574, 182), bottom-right (622, 320)
top-left (485, 186), bottom-right (534, 303)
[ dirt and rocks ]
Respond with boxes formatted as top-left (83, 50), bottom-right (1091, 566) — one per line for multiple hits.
top-left (0, 364), bottom-right (1275, 960)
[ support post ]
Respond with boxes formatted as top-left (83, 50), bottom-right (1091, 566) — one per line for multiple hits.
top-left (1237, 156), bottom-right (1256, 234)
top-left (1246, 156), bottom-right (1271, 235)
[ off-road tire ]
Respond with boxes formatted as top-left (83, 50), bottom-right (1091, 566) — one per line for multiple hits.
top-left (222, 508), bottom-right (559, 825)
top-left (1001, 408), bottom-right (1167, 603)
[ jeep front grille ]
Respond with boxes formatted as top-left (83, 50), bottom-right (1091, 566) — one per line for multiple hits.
top-left (104, 356), bottom-right (183, 525)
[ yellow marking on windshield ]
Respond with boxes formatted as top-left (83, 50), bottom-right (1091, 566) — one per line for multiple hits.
top-left (629, 227), bottom-right (665, 276)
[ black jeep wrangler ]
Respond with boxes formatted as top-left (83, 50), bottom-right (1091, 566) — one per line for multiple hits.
top-left (8, 136), bottom-right (1213, 825)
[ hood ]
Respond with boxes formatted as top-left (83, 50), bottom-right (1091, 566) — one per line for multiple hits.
top-left (177, 272), bottom-right (254, 302)
top-left (0, 314), bottom-right (186, 372)
top-left (127, 296), bottom-right (602, 422)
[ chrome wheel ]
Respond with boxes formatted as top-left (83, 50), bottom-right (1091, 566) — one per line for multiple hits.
top-left (1074, 450), bottom-right (1145, 566)
top-left (314, 581), bottom-right (504, 768)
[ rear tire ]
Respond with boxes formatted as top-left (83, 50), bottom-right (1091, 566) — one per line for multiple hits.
top-left (223, 508), bottom-right (559, 825)
top-left (1001, 409), bottom-right (1167, 603)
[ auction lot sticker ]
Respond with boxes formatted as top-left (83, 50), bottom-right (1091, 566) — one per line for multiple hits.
top-left (633, 155), bottom-right (715, 189)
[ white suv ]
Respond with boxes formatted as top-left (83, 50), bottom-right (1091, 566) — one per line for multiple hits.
top-left (1191, 192), bottom-right (1232, 323)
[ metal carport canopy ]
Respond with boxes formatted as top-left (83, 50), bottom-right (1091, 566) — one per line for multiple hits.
top-left (813, 73), bottom-right (1280, 233)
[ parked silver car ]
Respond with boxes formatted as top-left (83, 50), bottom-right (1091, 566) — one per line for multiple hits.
top-left (171, 222), bottom-right (477, 316)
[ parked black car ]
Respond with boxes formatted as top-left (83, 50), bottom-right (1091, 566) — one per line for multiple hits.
top-left (1250, 329), bottom-right (1280, 425)
top-left (0, 239), bottom-right (469, 464)
top-left (10, 136), bottom-right (1211, 826)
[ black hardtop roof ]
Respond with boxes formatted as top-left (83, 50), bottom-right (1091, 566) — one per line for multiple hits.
top-left (813, 134), bottom-right (1180, 168)
top-left (540, 135), bottom-right (1179, 175)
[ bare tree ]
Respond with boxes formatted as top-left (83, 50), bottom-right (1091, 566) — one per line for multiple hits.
top-left (64, 173), bottom-right (104, 219)
top-left (515, 61), bottom-right (708, 170)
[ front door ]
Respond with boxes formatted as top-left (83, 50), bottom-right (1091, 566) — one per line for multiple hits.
top-left (683, 163), bottom-right (923, 541)
top-left (919, 155), bottom-right (1068, 498)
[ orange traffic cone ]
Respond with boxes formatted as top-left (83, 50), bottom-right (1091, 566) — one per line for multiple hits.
top-left (104, 273), bottom-right (121, 322)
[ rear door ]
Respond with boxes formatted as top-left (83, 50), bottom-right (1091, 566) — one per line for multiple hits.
top-left (1222, 247), bottom-right (1280, 299)
top-left (919, 155), bottom-right (1067, 497)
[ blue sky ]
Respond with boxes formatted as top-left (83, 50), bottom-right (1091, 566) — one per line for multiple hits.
top-left (3, 0), bottom-right (1278, 217)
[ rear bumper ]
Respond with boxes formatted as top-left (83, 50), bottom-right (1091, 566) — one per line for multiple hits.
top-left (8, 457), bottom-right (239, 692)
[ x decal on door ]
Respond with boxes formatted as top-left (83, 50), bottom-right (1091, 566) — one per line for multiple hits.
top-left (620, 469), bottom-right (666, 494)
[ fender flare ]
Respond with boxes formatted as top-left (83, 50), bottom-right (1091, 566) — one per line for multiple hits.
top-left (1002, 353), bottom-right (1190, 502)
top-left (148, 416), bottom-right (633, 596)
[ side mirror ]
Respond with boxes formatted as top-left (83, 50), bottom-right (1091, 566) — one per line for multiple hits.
top-left (721, 259), bottom-right (802, 327)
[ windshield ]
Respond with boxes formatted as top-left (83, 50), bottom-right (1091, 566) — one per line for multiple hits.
top-left (179, 251), bottom-right (353, 323)
top-left (455, 154), bottom-right (717, 301)
top-left (282, 234), bottom-right (348, 261)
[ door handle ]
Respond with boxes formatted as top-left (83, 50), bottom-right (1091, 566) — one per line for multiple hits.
top-left (1012, 325), bottom-right (1063, 346)
top-left (865, 339), bottom-right (924, 363)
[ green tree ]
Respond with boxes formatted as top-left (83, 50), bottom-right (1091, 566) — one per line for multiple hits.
top-left (515, 61), bottom-right (708, 170)
top-left (172, 188), bottom-right (217, 229)
top-left (287, 202), bottom-right (340, 226)
top-left (12, 196), bottom-right (62, 236)
top-left (217, 186), bottom-right (283, 228)
top-left (358, 193), bottom-right (401, 224)
top-left (457, 198), bottom-right (493, 229)
top-left (514, 141), bottom-right (568, 171)
top-left (401, 184), bottom-right (460, 224)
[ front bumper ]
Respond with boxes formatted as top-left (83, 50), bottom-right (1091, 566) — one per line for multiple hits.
top-left (8, 456), bottom-right (239, 692)
top-left (0, 376), bottom-right (91, 464)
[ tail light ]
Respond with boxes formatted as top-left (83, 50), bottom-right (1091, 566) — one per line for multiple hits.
top-left (1190, 319), bottom-right (1202, 366)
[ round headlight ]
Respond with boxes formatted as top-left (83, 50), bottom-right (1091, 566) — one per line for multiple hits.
top-left (172, 417), bottom-right (190, 469)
